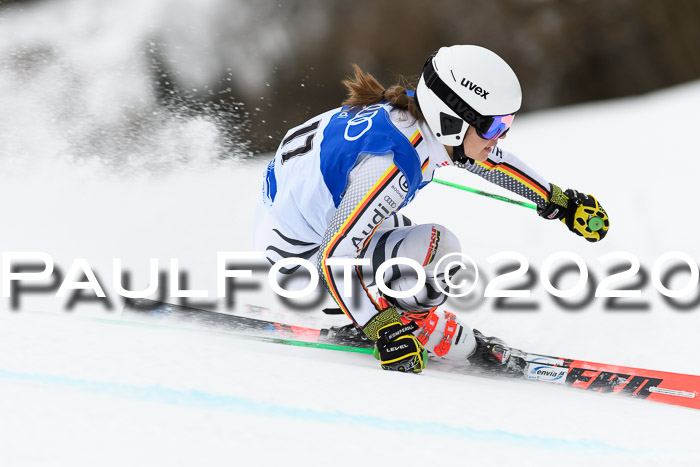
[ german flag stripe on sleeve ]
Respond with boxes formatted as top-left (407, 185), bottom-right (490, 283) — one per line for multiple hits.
top-left (320, 165), bottom-right (400, 322)
top-left (476, 159), bottom-right (549, 199)
top-left (410, 129), bottom-right (423, 148)
top-left (420, 158), bottom-right (429, 173)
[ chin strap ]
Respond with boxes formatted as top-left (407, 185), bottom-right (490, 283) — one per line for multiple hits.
top-left (451, 143), bottom-right (474, 168)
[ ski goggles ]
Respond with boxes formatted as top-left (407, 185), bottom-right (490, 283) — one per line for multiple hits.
top-left (475, 114), bottom-right (514, 140)
top-left (421, 54), bottom-right (515, 140)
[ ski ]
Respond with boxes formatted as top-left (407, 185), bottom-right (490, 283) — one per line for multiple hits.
top-left (122, 298), bottom-right (374, 349)
top-left (122, 298), bottom-right (700, 410)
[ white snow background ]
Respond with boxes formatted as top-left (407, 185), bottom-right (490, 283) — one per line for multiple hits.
top-left (1, 1), bottom-right (699, 466)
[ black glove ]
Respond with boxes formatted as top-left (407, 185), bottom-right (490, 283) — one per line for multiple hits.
top-left (362, 308), bottom-right (427, 373)
top-left (538, 184), bottom-right (609, 242)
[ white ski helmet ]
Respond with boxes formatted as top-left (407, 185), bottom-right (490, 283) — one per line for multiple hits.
top-left (415, 45), bottom-right (522, 146)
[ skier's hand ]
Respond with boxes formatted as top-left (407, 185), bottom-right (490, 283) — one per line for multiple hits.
top-left (538, 184), bottom-right (609, 242)
top-left (362, 308), bottom-right (427, 373)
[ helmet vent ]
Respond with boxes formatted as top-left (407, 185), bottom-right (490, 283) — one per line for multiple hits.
top-left (439, 112), bottom-right (463, 136)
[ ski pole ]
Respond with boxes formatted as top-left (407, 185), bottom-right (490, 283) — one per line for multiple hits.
top-left (432, 178), bottom-right (604, 232)
top-left (433, 178), bottom-right (537, 210)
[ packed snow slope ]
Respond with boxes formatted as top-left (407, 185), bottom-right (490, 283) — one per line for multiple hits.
top-left (2, 80), bottom-right (700, 465)
top-left (2, 1), bottom-right (700, 461)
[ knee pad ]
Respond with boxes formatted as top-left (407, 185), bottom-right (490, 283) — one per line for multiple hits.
top-left (387, 224), bottom-right (460, 311)
top-left (402, 223), bottom-right (461, 269)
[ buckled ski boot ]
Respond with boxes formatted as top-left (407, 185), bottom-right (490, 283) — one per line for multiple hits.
top-left (468, 329), bottom-right (525, 375)
top-left (389, 301), bottom-right (477, 361)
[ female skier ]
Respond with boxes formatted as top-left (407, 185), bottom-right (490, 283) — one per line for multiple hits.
top-left (254, 45), bottom-right (609, 374)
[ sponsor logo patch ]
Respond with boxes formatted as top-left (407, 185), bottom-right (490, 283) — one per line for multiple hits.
top-left (525, 364), bottom-right (568, 382)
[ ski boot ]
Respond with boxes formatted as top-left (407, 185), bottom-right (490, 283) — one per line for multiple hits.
top-left (390, 300), bottom-right (477, 361)
top-left (468, 329), bottom-right (526, 375)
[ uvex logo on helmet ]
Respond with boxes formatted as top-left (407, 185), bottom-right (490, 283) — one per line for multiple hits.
top-left (445, 92), bottom-right (486, 126)
top-left (460, 78), bottom-right (489, 99)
